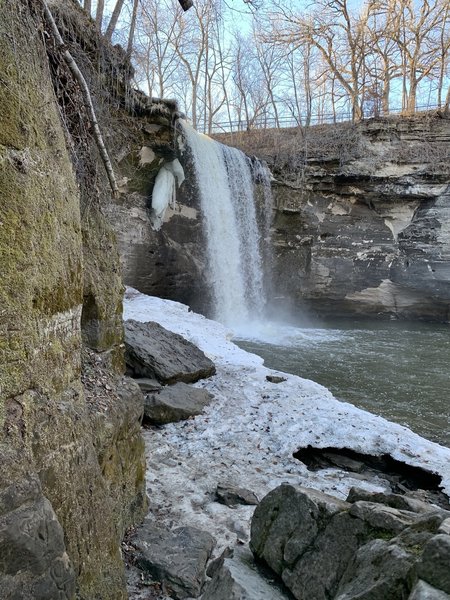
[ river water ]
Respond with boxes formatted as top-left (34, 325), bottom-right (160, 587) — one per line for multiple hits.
top-left (235, 319), bottom-right (450, 448)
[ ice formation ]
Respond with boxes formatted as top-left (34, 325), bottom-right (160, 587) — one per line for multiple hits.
top-left (150, 159), bottom-right (185, 231)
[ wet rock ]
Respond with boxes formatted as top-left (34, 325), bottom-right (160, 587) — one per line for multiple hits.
top-left (125, 319), bottom-right (216, 384)
top-left (202, 547), bottom-right (290, 600)
top-left (409, 580), bottom-right (450, 600)
top-left (144, 382), bottom-right (214, 424)
top-left (215, 483), bottom-right (259, 508)
top-left (132, 523), bottom-right (215, 598)
top-left (266, 375), bottom-right (287, 384)
top-left (269, 117), bottom-right (450, 322)
top-left (417, 535), bottom-right (450, 594)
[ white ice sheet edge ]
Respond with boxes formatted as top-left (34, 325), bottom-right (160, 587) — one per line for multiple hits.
top-left (124, 287), bottom-right (450, 552)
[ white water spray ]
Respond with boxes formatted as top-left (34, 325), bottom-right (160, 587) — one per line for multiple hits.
top-left (180, 121), bottom-right (272, 330)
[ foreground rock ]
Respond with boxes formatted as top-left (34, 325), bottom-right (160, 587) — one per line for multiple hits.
top-left (202, 547), bottom-right (290, 600)
top-left (132, 523), bottom-right (215, 598)
top-left (251, 484), bottom-right (450, 600)
top-left (125, 320), bottom-right (216, 384)
top-left (215, 483), bottom-right (259, 508)
top-left (0, 476), bottom-right (76, 600)
top-left (144, 382), bottom-right (214, 424)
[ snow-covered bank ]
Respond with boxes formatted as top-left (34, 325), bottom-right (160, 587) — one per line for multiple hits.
top-left (124, 288), bottom-right (450, 552)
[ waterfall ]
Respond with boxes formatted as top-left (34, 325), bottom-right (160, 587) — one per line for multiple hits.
top-left (180, 121), bottom-right (272, 330)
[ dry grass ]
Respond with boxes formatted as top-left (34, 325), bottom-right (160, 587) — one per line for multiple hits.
top-left (214, 111), bottom-right (450, 177)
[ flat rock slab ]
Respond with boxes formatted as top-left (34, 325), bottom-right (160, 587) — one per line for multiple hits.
top-left (133, 524), bottom-right (215, 599)
top-left (125, 319), bottom-right (216, 384)
top-left (135, 377), bottom-right (162, 392)
top-left (216, 483), bottom-right (259, 507)
top-left (266, 375), bottom-right (287, 384)
top-left (144, 382), bottom-right (214, 424)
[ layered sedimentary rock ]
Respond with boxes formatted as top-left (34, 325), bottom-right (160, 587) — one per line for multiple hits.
top-left (0, 1), bottom-right (149, 598)
top-left (269, 117), bottom-right (450, 321)
top-left (112, 112), bottom-right (450, 323)
top-left (105, 114), bottom-right (208, 312)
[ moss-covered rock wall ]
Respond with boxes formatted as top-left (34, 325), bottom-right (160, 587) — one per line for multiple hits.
top-left (0, 1), bottom-right (147, 598)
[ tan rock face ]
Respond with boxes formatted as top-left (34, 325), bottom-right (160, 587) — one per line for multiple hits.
top-left (270, 117), bottom-right (450, 321)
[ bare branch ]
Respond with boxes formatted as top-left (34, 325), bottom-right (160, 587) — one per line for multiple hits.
top-left (41, 0), bottom-right (119, 197)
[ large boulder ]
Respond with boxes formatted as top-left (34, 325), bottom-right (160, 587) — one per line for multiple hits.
top-left (334, 539), bottom-right (415, 599)
top-left (132, 524), bottom-right (215, 599)
top-left (143, 382), bottom-right (213, 424)
top-left (125, 320), bottom-right (216, 384)
top-left (250, 484), bottom-right (450, 600)
top-left (0, 476), bottom-right (76, 600)
top-left (417, 535), bottom-right (450, 594)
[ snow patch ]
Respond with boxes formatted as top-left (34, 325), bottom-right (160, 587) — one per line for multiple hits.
top-left (124, 288), bottom-right (450, 553)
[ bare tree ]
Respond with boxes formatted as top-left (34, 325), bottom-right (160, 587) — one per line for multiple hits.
top-left (127, 0), bottom-right (139, 56)
top-left (388, 0), bottom-right (449, 113)
top-left (253, 22), bottom-right (285, 127)
top-left (96, 0), bottom-right (105, 30)
top-left (133, 0), bottom-right (182, 97)
top-left (231, 31), bottom-right (269, 129)
top-left (436, 0), bottom-right (450, 108)
top-left (264, 0), bottom-right (378, 121)
top-left (105, 0), bottom-right (126, 42)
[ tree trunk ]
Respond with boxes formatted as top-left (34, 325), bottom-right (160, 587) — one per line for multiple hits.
top-left (83, 0), bottom-right (92, 16)
top-left (105, 0), bottom-right (126, 42)
top-left (381, 62), bottom-right (390, 115)
top-left (406, 79), bottom-right (417, 114)
top-left (352, 94), bottom-right (362, 122)
top-left (444, 85), bottom-right (450, 113)
top-left (96, 0), bottom-right (104, 30)
top-left (126, 0), bottom-right (139, 56)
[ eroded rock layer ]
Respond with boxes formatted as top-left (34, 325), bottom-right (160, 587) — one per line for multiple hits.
top-left (269, 117), bottom-right (450, 321)
top-left (0, 1), bottom-right (150, 598)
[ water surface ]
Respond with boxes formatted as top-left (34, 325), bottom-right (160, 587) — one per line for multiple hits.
top-left (236, 319), bottom-right (450, 448)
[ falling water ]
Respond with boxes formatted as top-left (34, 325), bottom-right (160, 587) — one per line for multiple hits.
top-left (180, 121), bottom-right (272, 329)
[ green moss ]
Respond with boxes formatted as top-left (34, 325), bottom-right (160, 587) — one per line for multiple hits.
top-left (0, 4), bottom-right (146, 599)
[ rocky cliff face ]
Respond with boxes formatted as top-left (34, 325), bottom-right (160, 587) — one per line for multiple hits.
top-left (0, 1), bottom-right (149, 598)
top-left (107, 153), bottom-right (208, 313)
top-left (266, 117), bottom-right (450, 321)
top-left (113, 112), bottom-right (450, 324)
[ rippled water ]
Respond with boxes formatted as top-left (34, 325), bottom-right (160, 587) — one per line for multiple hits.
top-left (235, 320), bottom-right (450, 448)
